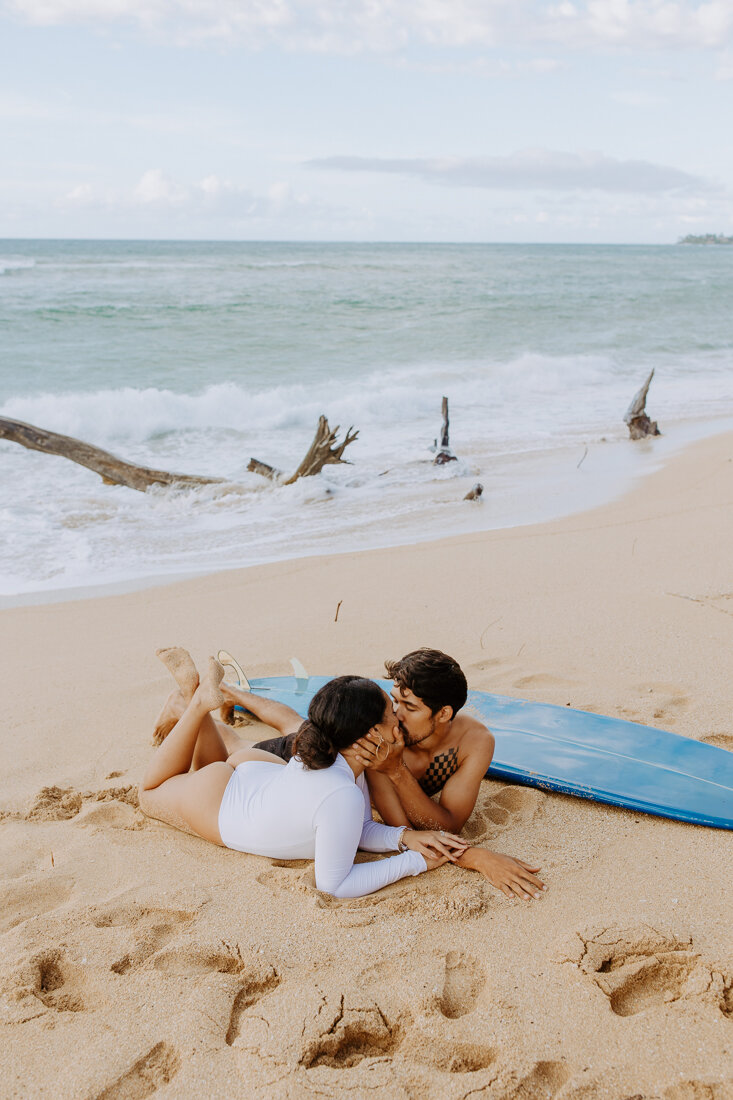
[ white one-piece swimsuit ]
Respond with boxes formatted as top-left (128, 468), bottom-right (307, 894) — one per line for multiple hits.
top-left (217, 753), bottom-right (426, 898)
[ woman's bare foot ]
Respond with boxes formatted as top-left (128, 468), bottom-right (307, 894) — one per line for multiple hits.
top-left (156, 646), bottom-right (199, 702)
top-left (193, 657), bottom-right (226, 713)
top-left (152, 688), bottom-right (186, 746)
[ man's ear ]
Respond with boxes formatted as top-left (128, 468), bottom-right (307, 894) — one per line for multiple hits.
top-left (438, 704), bottom-right (454, 724)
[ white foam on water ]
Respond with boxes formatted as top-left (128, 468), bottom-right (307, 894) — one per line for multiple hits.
top-left (3, 242), bottom-right (733, 603)
top-left (0, 256), bottom-right (36, 275)
top-left (2, 392), bottom-right (732, 604)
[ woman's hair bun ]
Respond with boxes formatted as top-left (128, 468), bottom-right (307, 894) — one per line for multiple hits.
top-left (294, 675), bottom-right (387, 770)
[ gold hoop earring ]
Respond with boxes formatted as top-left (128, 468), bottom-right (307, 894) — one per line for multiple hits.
top-left (375, 738), bottom-right (390, 762)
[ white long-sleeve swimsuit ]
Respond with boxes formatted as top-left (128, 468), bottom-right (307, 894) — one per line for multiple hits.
top-left (217, 753), bottom-right (427, 898)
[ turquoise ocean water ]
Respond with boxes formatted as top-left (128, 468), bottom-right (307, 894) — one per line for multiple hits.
top-left (1, 241), bottom-right (732, 601)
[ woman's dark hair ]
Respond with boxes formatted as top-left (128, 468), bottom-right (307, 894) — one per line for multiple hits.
top-left (294, 675), bottom-right (387, 770)
top-left (385, 648), bottom-right (467, 718)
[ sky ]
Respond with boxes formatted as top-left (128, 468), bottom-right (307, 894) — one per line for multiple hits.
top-left (0, 0), bottom-right (731, 242)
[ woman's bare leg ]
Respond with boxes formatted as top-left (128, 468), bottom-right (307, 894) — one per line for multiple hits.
top-left (139, 658), bottom-right (232, 843)
top-left (152, 647), bottom-right (199, 745)
top-left (154, 687), bottom-right (244, 762)
top-left (152, 645), bottom-right (236, 767)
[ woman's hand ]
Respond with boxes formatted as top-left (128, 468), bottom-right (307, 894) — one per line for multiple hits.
top-left (422, 852), bottom-right (450, 871)
top-left (402, 828), bottom-right (469, 864)
top-left (352, 727), bottom-right (405, 776)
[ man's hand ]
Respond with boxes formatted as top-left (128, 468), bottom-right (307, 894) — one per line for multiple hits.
top-left (353, 727), bottom-right (405, 776)
top-left (460, 847), bottom-right (547, 901)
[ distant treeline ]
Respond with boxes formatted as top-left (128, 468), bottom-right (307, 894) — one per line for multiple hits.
top-left (677, 233), bottom-right (733, 245)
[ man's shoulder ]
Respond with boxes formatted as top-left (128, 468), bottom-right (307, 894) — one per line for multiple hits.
top-left (453, 712), bottom-right (495, 760)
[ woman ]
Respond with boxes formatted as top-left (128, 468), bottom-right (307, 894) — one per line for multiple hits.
top-left (139, 649), bottom-right (468, 898)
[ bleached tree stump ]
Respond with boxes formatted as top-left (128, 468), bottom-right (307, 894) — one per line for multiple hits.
top-left (624, 370), bottom-right (661, 439)
top-left (248, 415), bottom-right (359, 485)
top-left (434, 396), bottom-right (457, 465)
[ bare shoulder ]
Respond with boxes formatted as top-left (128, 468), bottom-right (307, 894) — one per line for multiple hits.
top-left (453, 712), bottom-right (495, 763)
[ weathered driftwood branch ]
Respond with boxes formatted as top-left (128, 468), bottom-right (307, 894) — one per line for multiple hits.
top-left (624, 370), bottom-right (661, 439)
top-left (248, 416), bottom-right (358, 485)
top-left (434, 396), bottom-right (457, 465)
top-left (246, 458), bottom-right (282, 482)
top-left (0, 416), bottom-right (221, 492)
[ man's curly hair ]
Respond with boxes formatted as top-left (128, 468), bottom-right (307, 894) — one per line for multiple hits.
top-left (385, 648), bottom-right (467, 718)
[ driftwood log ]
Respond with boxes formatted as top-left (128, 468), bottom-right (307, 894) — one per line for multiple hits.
top-left (624, 370), bottom-right (661, 439)
top-left (433, 396), bottom-right (457, 465)
top-left (1, 413), bottom-right (359, 493)
top-left (0, 415), bottom-right (221, 492)
top-left (247, 416), bottom-right (358, 484)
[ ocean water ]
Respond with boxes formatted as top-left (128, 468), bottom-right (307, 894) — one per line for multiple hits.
top-left (1, 240), bottom-right (732, 603)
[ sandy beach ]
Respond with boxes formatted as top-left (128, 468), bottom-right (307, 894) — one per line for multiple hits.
top-left (1, 430), bottom-right (732, 1100)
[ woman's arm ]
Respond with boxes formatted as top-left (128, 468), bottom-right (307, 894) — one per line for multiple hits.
top-left (355, 774), bottom-right (470, 864)
top-left (313, 786), bottom-right (426, 899)
top-left (356, 773), bottom-right (408, 852)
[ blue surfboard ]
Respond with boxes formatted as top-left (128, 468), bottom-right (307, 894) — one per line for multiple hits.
top-left (243, 675), bottom-right (733, 830)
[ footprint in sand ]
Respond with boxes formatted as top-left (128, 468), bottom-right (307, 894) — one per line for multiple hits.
top-left (92, 1041), bottom-right (180, 1100)
top-left (499, 1061), bottom-right (572, 1100)
top-left (408, 1035), bottom-right (497, 1074)
top-left (90, 901), bottom-right (197, 975)
top-left (300, 996), bottom-right (407, 1069)
top-left (634, 682), bottom-right (691, 725)
top-left (150, 942), bottom-right (247, 978)
top-left (0, 874), bottom-right (74, 934)
top-left (435, 951), bottom-right (486, 1019)
top-left (2, 947), bottom-right (86, 1019)
top-left (91, 900), bottom-right (196, 930)
top-left (576, 926), bottom-right (733, 1018)
top-left (664, 1081), bottom-right (733, 1100)
top-left (700, 733), bottom-right (733, 752)
top-left (225, 965), bottom-right (281, 1046)
top-left (463, 785), bottom-right (544, 845)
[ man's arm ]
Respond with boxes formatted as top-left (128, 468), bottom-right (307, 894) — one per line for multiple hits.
top-left (219, 682), bottom-right (303, 736)
top-left (365, 771), bottom-right (410, 827)
top-left (388, 736), bottom-right (493, 832)
top-left (357, 726), bottom-right (548, 900)
top-left (455, 847), bottom-right (546, 900)
top-left (356, 727), bottom-right (495, 833)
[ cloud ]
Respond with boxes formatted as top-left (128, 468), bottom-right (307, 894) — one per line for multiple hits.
top-left (133, 168), bottom-right (187, 203)
top-left (3, 0), bottom-right (510, 48)
top-left (57, 168), bottom-right (326, 224)
top-left (543, 0), bottom-right (733, 49)
top-left (4, 0), bottom-right (733, 51)
top-left (306, 149), bottom-right (714, 194)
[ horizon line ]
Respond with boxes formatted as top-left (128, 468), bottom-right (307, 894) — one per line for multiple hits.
top-left (0, 236), bottom-right (690, 246)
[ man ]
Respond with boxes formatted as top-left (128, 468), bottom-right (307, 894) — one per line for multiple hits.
top-left (219, 648), bottom-right (546, 902)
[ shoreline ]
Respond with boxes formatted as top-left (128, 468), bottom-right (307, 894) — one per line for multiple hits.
top-left (4, 413), bottom-right (733, 611)
top-left (1, 427), bottom-right (732, 1098)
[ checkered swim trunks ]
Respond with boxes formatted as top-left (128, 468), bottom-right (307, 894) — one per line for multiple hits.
top-left (418, 746), bottom-right (459, 796)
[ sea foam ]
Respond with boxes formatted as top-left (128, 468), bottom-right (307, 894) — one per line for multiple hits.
top-left (2, 240), bottom-right (733, 600)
